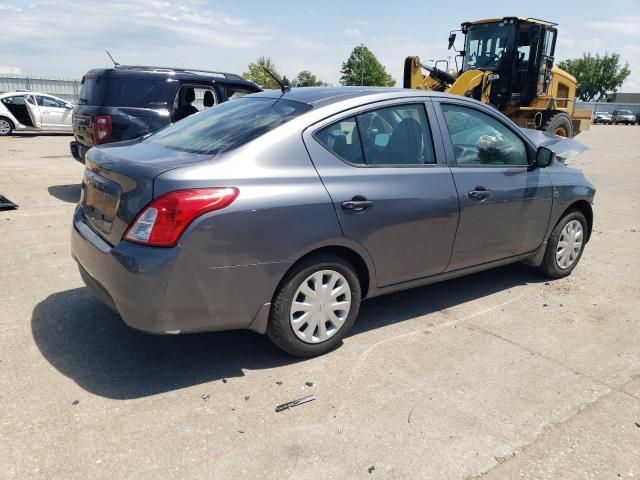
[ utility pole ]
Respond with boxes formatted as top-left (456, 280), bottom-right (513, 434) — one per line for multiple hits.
top-left (360, 48), bottom-right (364, 86)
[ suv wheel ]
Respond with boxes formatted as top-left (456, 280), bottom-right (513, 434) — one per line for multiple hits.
top-left (0, 118), bottom-right (13, 136)
top-left (540, 210), bottom-right (587, 278)
top-left (267, 254), bottom-right (361, 357)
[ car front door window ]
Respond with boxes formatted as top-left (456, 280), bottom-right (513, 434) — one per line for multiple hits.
top-left (441, 104), bottom-right (528, 167)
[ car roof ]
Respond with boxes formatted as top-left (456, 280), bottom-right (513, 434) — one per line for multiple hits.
top-left (0, 91), bottom-right (64, 98)
top-left (249, 87), bottom-right (458, 108)
top-left (83, 67), bottom-right (259, 89)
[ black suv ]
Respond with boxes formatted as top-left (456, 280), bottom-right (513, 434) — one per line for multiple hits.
top-left (70, 65), bottom-right (261, 163)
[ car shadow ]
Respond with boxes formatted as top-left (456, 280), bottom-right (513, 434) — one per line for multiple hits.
top-left (9, 132), bottom-right (73, 137)
top-left (48, 184), bottom-right (81, 203)
top-left (31, 263), bottom-right (545, 400)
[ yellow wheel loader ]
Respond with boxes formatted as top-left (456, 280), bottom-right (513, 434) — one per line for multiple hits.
top-left (403, 17), bottom-right (591, 137)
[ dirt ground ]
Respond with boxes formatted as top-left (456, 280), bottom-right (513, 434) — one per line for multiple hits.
top-left (1, 126), bottom-right (639, 479)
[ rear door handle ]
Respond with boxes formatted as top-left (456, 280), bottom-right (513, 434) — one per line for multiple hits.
top-left (468, 187), bottom-right (491, 201)
top-left (342, 197), bottom-right (373, 211)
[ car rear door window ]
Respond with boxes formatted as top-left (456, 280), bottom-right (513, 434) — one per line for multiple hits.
top-left (441, 104), bottom-right (528, 166)
top-left (315, 117), bottom-right (364, 165)
top-left (316, 103), bottom-right (435, 166)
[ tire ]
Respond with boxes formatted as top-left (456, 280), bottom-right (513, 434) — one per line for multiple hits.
top-left (543, 112), bottom-right (573, 137)
top-left (539, 210), bottom-right (588, 278)
top-left (267, 254), bottom-right (362, 357)
top-left (0, 117), bottom-right (13, 136)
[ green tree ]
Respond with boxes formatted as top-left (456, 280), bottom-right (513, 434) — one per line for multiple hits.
top-left (558, 52), bottom-right (630, 101)
top-left (281, 75), bottom-right (291, 87)
top-left (242, 56), bottom-right (281, 89)
top-left (291, 70), bottom-right (328, 87)
top-left (340, 44), bottom-right (395, 87)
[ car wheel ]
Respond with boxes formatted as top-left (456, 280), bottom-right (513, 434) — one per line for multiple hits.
top-left (540, 210), bottom-right (588, 279)
top-left (0, 117), bottom-right (13, 136)
top-left (267, 254), bottom-right (361, 357)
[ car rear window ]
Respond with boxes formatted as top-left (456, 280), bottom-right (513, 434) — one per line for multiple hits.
top-left (78, 75), bottom-right (175, 107)
top-left (147, 97), bottom-right (311, 155)
top-left (78, 75), bottom-right (104, 105)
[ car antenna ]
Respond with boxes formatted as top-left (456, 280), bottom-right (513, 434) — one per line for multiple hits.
top-left (262, 66), bottom-right (290, 94)
top-left (105, 50), bottom-right (120, 67)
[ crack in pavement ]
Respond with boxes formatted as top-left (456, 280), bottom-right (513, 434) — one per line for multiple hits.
top-left (462, 322), bottom-right (640, 479)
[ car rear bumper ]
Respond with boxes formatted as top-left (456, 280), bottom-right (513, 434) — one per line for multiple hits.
top-left (71, 206), bottom-right (285, 335)
top-left (70, 141), bottom-right (90, 164)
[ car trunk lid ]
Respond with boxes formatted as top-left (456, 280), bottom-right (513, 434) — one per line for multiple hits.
top-left (82, 139), bottom-right (212, 246)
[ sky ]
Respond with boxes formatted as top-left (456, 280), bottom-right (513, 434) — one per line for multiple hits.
top-left (1, 0), bottom-right (639, 91)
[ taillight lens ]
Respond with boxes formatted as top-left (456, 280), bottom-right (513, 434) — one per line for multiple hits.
top-left (92, 115), bottom-right (112, 143)
top-left (124, 188), bottom-right (239, 247)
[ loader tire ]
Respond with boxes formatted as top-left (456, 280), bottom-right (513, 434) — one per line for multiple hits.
top-left (543, 112), bottom-right (573, 138)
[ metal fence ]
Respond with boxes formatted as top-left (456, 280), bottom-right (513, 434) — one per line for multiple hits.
top-left (0, 74), bottom-right (81, 103)
top-left (576, 101), bottom-right (640, 116)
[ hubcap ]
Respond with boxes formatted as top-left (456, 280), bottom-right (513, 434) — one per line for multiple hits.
top-left (554, 126), bottom-right (568, 137)
top-left (556, 220), bottom-right (583, 269)
top-left (290, 270), bottom-right (351, 344)
top-left (0, 120), bottom-right (10, 135)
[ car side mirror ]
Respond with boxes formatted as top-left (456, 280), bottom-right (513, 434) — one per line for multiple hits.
top-left (65, 103), bottom-right (74, 109)
top-left (448, 33), bottom-right (457, 50)
top-left (535, 146), bottom-right (555, 168)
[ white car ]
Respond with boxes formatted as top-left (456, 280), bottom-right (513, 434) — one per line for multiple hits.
top-left (0, 91), bottom-right (74, 136)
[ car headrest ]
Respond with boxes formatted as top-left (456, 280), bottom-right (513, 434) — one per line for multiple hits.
top-left (203, 91), bottom-right (215, 107)
top-left (185, 88), bottom-right (195, 103)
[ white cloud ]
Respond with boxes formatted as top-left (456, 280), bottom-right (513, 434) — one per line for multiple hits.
top-left (287, 38), bottom-right (327, 51)
top-left (344, 28), bottom-right (362, 38)
top-left (0, 0), bottom-right (271, 50)
top-left (0, 6), bottom-right (637, 92)
top-left (584, 17), bottom-right (640, 35)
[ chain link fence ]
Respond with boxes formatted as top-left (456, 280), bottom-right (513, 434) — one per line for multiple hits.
top-left (0, 74), bottom-right (81, 103)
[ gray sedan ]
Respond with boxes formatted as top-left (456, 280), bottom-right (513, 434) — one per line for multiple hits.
top-left (71, 88), bottom-right (596, 357)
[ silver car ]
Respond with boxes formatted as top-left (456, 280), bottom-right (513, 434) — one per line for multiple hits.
top-left (0, 91), bottom-right (74, 136)
top-left (71, 88), bottom-right (596, 357)
top-left (612, 109), bottom-right (636, 125)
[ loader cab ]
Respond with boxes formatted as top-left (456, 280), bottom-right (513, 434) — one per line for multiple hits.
top-left (461, 17), bottom-right (557, 109)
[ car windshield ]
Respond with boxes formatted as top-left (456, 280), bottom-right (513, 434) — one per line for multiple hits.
top-left (464, 22), bottom-right (516, 71)
top-left (147, 97), bottom-right (312, 155)
top-left (616, 110), bottom-right (632, 114)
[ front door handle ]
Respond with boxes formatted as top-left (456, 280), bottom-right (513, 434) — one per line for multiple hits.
top-left (468, 187), bottom-right (491, 201)
top-left (342, 196), bottom-right (373, 211)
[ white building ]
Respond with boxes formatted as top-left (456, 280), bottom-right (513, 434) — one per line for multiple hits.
top-left (0, 66), bottom-right (22, 75)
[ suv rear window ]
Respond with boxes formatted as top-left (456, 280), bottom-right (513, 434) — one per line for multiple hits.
top-left (78, 76), bottom-right (175, 107)
top-left (147, 97), bottom-right (311, 155)
top-left (78, 75), bottom-right (103, 105)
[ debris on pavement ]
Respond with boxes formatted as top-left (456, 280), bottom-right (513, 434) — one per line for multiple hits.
top-left (305, 381), bottom-right (314, 387)
top-left (222, 378), bottom-right (227, 384)
top-left (72, 400), bottom-right (79, 406)
top-left (244, 396), bottom-right (250, 401)
top-left (368, 466), bottom-right (375, 473)
top-left (0, 195), bottom-right (18, 211)
top-left (201, 393), bottom-right (209, 401)
top-left (276, 381), bottom-right (282, 385)
top-left (275, 395), bottom-right (316, 412)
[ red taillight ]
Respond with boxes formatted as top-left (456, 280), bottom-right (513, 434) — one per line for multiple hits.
top-left (124, 188), bottom-right (239, 247)
top-left (92, 115), bottom-right (112, 143)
